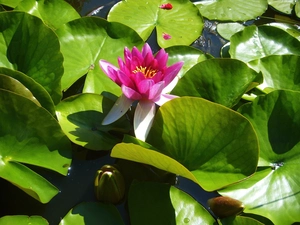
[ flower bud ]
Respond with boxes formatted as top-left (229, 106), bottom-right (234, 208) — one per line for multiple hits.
top-left (208, 196), bottom-right (244, 218)
top-left (94, 165), bottom-right (125, 204)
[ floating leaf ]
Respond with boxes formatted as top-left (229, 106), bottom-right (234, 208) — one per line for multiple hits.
top-left (0, 215), bottom-right (48, 225)
top-left (59, 202), bottom-right (124, 225)
top-left (195, 0), bottom-right (268, 21)
top-left (107, 0), bottom-right (203, 48)
top-left (128, 182), bottom-right (216, 225)
top-left (220, 216), bottom-right (264, 225)
top-left (0, 68), bottom-right (55, 115)
top-left (217, 23), bottom-right (245, 40)
top-left (0, 0), bottom-right (22, 7)
top-left (146, 97), bottom-right (259, 191)
top-left (0, 11), bottom-right (63, 104)
top-left (56, 93), bottom-right (130, 150)
top-left (55, 17), bottom-right (144, 93)
top-left (229, 25), bottom-right (300, 62)
top-left (14, 0), bottom-right (80, 29)
top-left (268, 0), bottom-right (295, 14)
top-left (171, 59), bottom-right (262, 108)
top-left (0, 90), bottom-right (72, 203)
top-left (219, 90), bottom-right (300, 224)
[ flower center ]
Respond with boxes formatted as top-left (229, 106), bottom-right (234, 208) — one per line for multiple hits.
top-left (133, 66), bottom-right (157, 78)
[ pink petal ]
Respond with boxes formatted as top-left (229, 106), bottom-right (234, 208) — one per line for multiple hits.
top-left (122, 85), bottom-right (142, 100)
top-left (99, 60), bottom-right (119, 80)
top-left (141, 43), bottom-right (152, 58)
top-left (162, 76), bottom-right (179, 94)
top-left (148, 81), bottom-right (165, 100)
top-left (137, 79), bottom-right (154, 96)
top-left (155, 49), bottom-right (168, 69)
top-left (162, 32), bottom-right (172, 40)
top-left (154, 93), bottom-right (178, 106)
top-left (159, 3), bottom-right (173, 10)
top-left (102, 94), bottom-right (133, 125)
top-left (131, 47), bottom-right (143, 65)
top-left (163, 61), bottom-right (184, 86)
top-left (117, 70), bottom-right (134, 88)
top-left (134, 100), bottom-right (156, 141)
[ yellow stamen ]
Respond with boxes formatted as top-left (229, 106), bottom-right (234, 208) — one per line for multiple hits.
top-left (133, 66), bottom-right (157, 78)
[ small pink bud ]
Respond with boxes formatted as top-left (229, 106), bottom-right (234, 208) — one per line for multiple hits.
top-left (159, 3), bottom-right (173, 10)
top-left (162, 32), bottom-right (172, 40)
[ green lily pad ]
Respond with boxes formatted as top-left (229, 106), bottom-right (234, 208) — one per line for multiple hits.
top-left (0, 89), bottom-right (72, 203)
top-left (0, 11), bottom-right (63, 104)
top-left (296, 1), bottom-right (300, 17)
top-left (255, 55), bottom-right (300, 92)
top-left (0, 0), bottom-right (22, 7)
top-left (55, 17), bottom-right (144, 93)
top-left (146, 97), bottom-right (259, 191)
top-left (14, 0), bottom-right (80, 29)
top-left (0, 68), bottom-right (55, 115)
top-left (217, 23), bottom-right (245, 40)
top-left (194, 0), bottom-right (268, 21)
top-left (171, 59), bottom-right (262, 108)
top-left (268, 0), bottom-right (295, 14)
top-left (128, 182), bottom-right (216, 225)
top-left (166, 45), bottom-right (211, 78)
top-left (59, 202), bottom-right (124, 225)
top-left (107, 0), bottom-right (203, 48)
top-left (268, 22), bottom-right (300, 41)
top-left (219, 90), bottom-right (300, 224)
top-left (0, 215), bottom-right (48, 225)
top-left (56, 93), bottom-right (130, 150)
top-left (229, 25), bottom-right (300, 63)
top-left (220, 216), bottom-right (264, 225)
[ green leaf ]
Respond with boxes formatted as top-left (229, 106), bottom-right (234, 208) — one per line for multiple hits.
top-left (255, 55), bottom-right (300, 92)
top-left (0, 68), bottom-right (55, 115)
top-left (0, 11), bottom-right (64, 104)
top-left (56, 93), bottom-right (130, 150)
top-left (0, 0), bottom-right (22, 7)
top-left (268, 0), bottom-right (295, 14)
top-left (296, 1), bottom-right (300, 17)
top-left (0, 89), bottom-right (72, 203)
top-left (229, 25), bottom-right (300, 62)
top-left (59, 202), bottom-right (125, 225)
top-left (0, 215), bottom-right (48, 225)
top-left (220, 216), bottom-right (264, 225)
top-left (147, 97), bottom-right (259, 191)
top-left (171, 59), bottom-right (261, 108)
top-left (165, 45), bottom-right (211, 78)
top-left (55, 17), bottom-right (144, 93)
top-left (195, 0), bottom-right (268, 21)
top-left (14, 0), bottom-right (80, 29)
top-left (217, 23), bottom-right (245, 40)
top-left (268, 22), bottom-right (300, 41)
top-left (111, 142), bottom-right (199, 184)
top-left (219, 90), bottom-right (300, 224)
top-left (128, 182), bottom-right (216, 225)
top-left (107, 0), bottom-right (203, 48)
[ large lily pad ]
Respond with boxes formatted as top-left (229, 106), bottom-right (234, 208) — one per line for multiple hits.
top-left (14, 0), bottom-right (80, 29)
top-left (194, 0), bottom-right (268, 21)
top-left (107, 0), bottom-right (203, 48)
top-left (0, 11), bottom-right (63, 104)
top-left (0, 215), bottom-right (48, 225)
top-left (56, 93), bottom-right (130, 150)
top-left (0, 67), bottom-right (55, 115)
top-left (128, 182), bottom-right (216, 225)
top-left (0, 0), bottom-right (21, 7)
top-left (146, 97), bottom-right (259, 191)
top-left (229, 25), bottom-right (300, 63)
top-left (59, 202), bottom-right (124, 225)
top-left (0, 89), bottom-right (72, 203)
top-left (55, 17), bottom-right (144, 93)
top-left (219, 90), bottom-right (300, 224)
top-left (268, 0), bottom-right (295, 14)
top-left (171, 58), bottom-right (262, 108)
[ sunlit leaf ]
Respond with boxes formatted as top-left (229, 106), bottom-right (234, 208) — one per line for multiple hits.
top-left (0, 90), bottom-right (72, 203)
top-left (56, 93), bottom-right (130, 150)
top-left (0, 0), bottom-right (22, 7)
top-left (171, 59), bottom-right (262, 107)
top-left (55, 17), bottom-right (144, 93)
top-left (195, 0), bottom-right (268, 21)
top-left (0, 215), bottom-right (48, 225)
top-left (108, 0), bottom-right (203, 48)
top-left (229, 25), bottom-right (300, 62)
top-left (15, 0), bottom-right (80, 29)
top-left (128, 182), bottom-right (216, 225)
top-left (268, 0), bottom-right (295, 14)
top-left (147, 97), bottom-right (259, 191)
top-left (59, 202), bottom-right (124, 225)
top-left (219, 90), bottom-right (300, 224)
top-left (0, 11), bottom-right (63, 104)
top-left (217, 22), bottom-right (245, 40)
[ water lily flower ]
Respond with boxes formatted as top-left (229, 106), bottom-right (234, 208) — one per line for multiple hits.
top-left (99, 43), bottom-right (183, 141)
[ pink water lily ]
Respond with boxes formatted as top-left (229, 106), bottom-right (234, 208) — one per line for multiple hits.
top-left (99, 43), bottom-right (183, 141)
